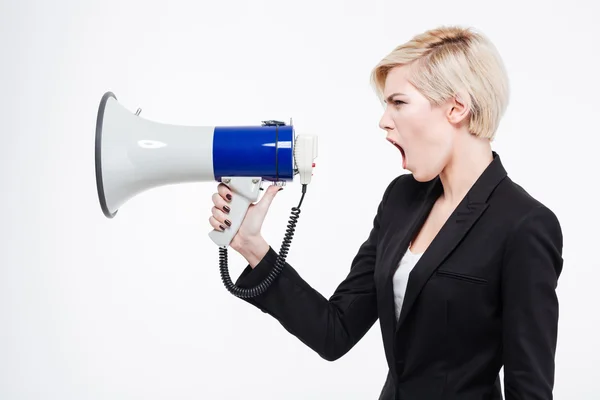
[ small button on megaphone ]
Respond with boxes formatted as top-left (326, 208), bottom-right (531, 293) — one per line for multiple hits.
top-left (94, 91), bottom-right (318, 298)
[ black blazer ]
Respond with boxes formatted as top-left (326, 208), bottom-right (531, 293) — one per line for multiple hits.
top-left (235, 152), bottom-right (564, 400)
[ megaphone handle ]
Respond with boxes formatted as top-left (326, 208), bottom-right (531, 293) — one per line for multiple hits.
top-left (208, 177), bottom-right (262, 247)
top-left (218, 183), bottom-right (307, 299)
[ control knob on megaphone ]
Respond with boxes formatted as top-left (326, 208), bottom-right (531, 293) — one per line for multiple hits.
top-left (94, 91), bottom-right (317, 298)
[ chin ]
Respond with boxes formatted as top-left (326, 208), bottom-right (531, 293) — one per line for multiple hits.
top-left (411, 168), bottom-right (441, 183)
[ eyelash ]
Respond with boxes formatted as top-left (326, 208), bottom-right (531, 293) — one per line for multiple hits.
top-left (393, 100), bottom-right (405, 107)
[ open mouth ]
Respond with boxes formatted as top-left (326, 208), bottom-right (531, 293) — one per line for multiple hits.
top-left (390, 140), bottom-right (407, 168)
top-left (394, 143), bottom-right (405, 157)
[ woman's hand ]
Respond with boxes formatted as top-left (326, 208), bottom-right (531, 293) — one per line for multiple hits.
top-left (209, 183), bottom-right (282, 266)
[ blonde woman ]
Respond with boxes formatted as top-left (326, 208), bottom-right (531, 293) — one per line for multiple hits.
top-left (209, 26), bottom-right (563, 399)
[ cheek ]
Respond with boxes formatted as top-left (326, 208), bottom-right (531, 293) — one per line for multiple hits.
top-left (394, 112), bottom-right (439, 149)
top-left (391, 107), bottom-right (451, 158)
top-left (392, 109), bottom-right (427, 140)
top-left (414, 114), bottom-right (451, 149)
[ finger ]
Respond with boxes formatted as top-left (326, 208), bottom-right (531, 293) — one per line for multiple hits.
top-left (257, 184), bottom-right (282, 211)
top-left (209, 215), bottom-right (227, 231)
top-left (217, 183), bottom-right (233, 202)
top-left (211, 193), bottom-right (232, 214)
top-left (211, 206), bottom-right (232, 228)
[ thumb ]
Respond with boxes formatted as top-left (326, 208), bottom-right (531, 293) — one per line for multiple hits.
top-left (257, 184), bottom-right (282, 212)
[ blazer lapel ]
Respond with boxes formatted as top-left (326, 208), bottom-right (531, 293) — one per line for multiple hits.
top-left (377, 178), bottom-right (442, 326)
top-left (375, 176), bottom-right (441, 376)
top-left (395, 151), bottom-right (508, 332)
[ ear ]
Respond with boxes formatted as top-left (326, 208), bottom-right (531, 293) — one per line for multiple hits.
top-left (447, 93), bottom-right (470, 125)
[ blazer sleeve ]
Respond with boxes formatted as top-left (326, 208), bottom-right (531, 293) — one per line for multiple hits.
top-left (233, 175), bottom-right (401, 361)
top-left (501, 205), bottom-right (564, 399)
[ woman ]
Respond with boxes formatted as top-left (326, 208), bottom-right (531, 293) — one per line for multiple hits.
top-left (208, 26), bottom-right (564, 399)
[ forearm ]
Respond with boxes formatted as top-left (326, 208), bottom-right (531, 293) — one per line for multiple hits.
top-left (232, 175), bottom-right (398, 362)
top-left (234, 245), bottom-right (378, 361)
top-left (236, 236), bottom-right (270, 269)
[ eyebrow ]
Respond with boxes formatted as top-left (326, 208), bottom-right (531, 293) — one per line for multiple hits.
top-left (385, 92), bottom-right (407, 103)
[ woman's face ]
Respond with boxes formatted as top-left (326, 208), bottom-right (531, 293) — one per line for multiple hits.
top-left (378, 65), bottom-right (462, 182)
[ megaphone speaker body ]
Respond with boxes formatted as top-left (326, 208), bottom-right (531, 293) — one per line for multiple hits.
top-left (95, 92), bottom-right (316, 248)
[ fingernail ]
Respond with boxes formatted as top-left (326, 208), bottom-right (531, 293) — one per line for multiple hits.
top-left (226, 194), bottom-right (232, 201)
top-left (224, 219), bottom-right (231, 227)
top-left (219, 224), bottom-right (226, 230)
top-left (223, 205), bottom-right (230, 213)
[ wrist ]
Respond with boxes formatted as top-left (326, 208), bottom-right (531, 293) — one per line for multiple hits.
top-left (237, 236), bottom-right (270, 269)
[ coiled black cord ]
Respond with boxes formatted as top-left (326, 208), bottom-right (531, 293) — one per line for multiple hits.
top-left (219, 184), bottom-right (307, 298)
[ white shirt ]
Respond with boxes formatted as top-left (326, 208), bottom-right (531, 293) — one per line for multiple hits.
top-left (392, 247), bottom-right (423, 321)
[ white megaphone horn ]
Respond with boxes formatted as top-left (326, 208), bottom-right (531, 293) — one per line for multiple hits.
top-left (95, 91), bottom-right (318, 298)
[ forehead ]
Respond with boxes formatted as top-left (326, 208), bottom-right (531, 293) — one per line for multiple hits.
top-left (382, 65), bottom-right (412, 96)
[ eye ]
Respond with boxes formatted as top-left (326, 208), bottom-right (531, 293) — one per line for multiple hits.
top-left (394, 100), bottom-right (405, 106)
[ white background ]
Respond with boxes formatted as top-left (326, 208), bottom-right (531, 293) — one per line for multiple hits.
top-left (1, 0), bottom-right (599, 398)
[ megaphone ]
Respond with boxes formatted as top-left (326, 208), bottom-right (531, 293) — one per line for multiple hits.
top-left (95, 91), bottom-right (318, 298)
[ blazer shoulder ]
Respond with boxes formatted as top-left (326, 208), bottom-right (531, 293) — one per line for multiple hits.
top-left (495, 177), bottom-right (562, 231)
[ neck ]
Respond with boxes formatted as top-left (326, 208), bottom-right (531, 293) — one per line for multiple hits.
top-left (439, 132), bottom-right (493, 206)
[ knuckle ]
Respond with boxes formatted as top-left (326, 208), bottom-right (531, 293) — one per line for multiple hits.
top-left (213, 191), bottom-right (227, 203)
top-left (218, 183), bottom-right (231, 194)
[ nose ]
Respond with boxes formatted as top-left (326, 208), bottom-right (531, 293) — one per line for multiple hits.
top-left (379, 107), bottom-right (394, 131)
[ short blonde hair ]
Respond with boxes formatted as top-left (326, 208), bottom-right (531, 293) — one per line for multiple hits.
top-left (371, 26), bottom-right (509, 140)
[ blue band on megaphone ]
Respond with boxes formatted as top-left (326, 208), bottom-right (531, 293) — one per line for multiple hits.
top-left (213, 125), bottom-right (294, 181)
